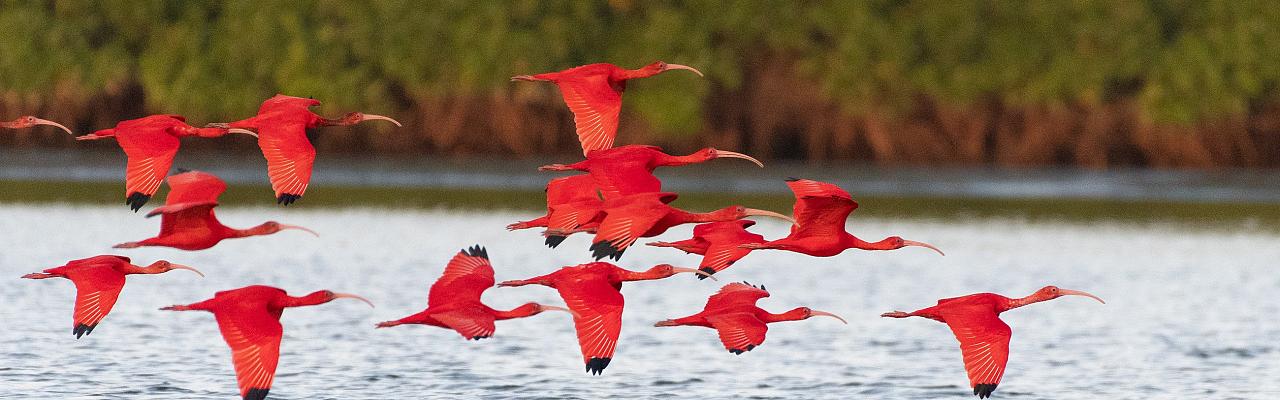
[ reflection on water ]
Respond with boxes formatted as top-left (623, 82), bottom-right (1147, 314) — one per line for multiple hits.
top-left (1, 205), bottom-right (1278, 399)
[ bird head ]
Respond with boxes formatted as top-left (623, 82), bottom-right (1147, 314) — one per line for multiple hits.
top-left (646, 61), bottom-right (704, 77)
top-left (2, 116), bottom-right (73, 134)
top-left (305, 290), bottom-right (375, 308)
top-left (714, 206), bottom-right (795, 224)
top-left (322, 112), bottom-right (403, 127)
top-left (695, 148), bottom-right (764, 167)
top-left (149, 261), bottom-right (205, 277)
top-left (1034, 286), bottom-right (1105, 304)
top-left (789, 307), bottom-right (848, 324)
top-left (884, 236), bottom-right (945, 256)
top-left (644, 264), bottom-right (715, 280)
top-left (254, 221), bottom-right (319, 237)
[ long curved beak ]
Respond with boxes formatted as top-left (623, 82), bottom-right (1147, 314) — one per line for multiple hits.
top-left (33, 118), bottom-right (73, 135)
top-left (228, 128), bottom-right (258, 138)
top-left (672, 267), bottom-right (717, 281)
top-left (1059, 289), bottom-right (1105, 304)
top-left (744, 208), bottom-right (796, 224)
top-left (663, 63), bottom-right (704, 77)
top-left (279, 224), bottom-right (320, 237)
top-left (540, 305), bottom-right (580, 318)
top-left (902, 240), bottom-right (945, 256)
top-left (361, 113), bottom-right (403, 127)
top-left (333, 293), bottom-right (376, 308)
top-left (714, 150), bottom-right (764, 168)
top-left (169, 263), bottom-right (205, 278)
top-left (810, 310), bottom-right (848, 324)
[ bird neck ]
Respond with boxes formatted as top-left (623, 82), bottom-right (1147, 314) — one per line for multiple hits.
top-left (493, 303), bottom-right (541, 320)
top-left (282, 291), bottom-right (332, 308)
top-left (762, 308), bottom-right (808, 323)
top-left (1001, 292), bottom-right (1050, 312)
top-left (0, 119), bottom-right (15, 128)
top-left (318, 112), bottom-right (362, 127)
top-left (617, 268), bottom-right (669, 282)
top-left (657, 152), bottom-right (707, 167)
top-left (682, 208), bottom-right (736, 224)
top-left (844, 235), bottom-right (900, 251)
top-left (234, 223), bottom-right (277, 238)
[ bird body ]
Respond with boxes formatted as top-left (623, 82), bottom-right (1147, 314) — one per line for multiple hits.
top-left (512, 62), bottom-right (703, 154)
top-left (75, 114), bottom-right (254, 211)
top-left (507, 174), bottom-right (606, 247)
top-left (22, 255), bottom-right (203, 338)
top-left (655, 282), bottom-right (845, 354)
top-left (540, 144), bottom-right (763, 199)
top-left (647, 220), bottom-right (766, 279)
top-left (498, 262), bottom-right (707, 375)
top-left (161, 285), bottom-right (372, 400)
top-left (114, 170), bottom-right (316, 250)
top-left (375, 245), bottom-right (571, 339)
top-left (881, 286), bottom-right (1104, 398)
top-left (742, 179), bottom-right (944, 257)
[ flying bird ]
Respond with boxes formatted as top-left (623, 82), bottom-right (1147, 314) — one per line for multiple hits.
top-left (497, 262), bottom-right (711, 375)
top-left (507, 174), bottom-right (605, 248)
top-left (1, 115), bottom-right (73, 134)
top-left (548, 191), bottom-right (792, 261)
top-left (21, 255), bottom-right (203, 338)
top-left (647, 220), bottom-right (766, 279)
top-left (539, 144), bottom-right (763, 199)
top-left (208, 94), bottom-right (401, 205)
top-left (655, 282), bottom-right (845, 354)
top-left (375, 245), bottom-right (573, 338)
top-left (741, 179), bottom-right (944, 257)
top-left (76, 114), bottom-right (256, 211)
top-left (113, 170), bottom-right (317, 250)
top-left (512, 62), bottom-right (703, 154)
top-left (881, 286), bottom-right (1105, 399)
top-left (161, 285), bottom-right (373, 400)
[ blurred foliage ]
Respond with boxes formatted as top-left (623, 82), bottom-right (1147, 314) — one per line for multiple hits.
top-left (1, 0), bottom-right (1278, 132)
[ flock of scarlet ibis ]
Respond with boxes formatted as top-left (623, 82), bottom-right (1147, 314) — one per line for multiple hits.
top-left (8, 61), bottom-right (1103, 399)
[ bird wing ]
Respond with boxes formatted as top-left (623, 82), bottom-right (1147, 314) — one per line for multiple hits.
top-left (554, 76), bottom-right (622, 155)
top-left (707, 312), bottom-right (769, 354)
top-left (429, 308), bottom-right (498, 340)
top-left (589, 198), bottom-right (670, 260)
top-left (589, 163), bottom-right (662, 199)
top-left (146, 171), bottom-right (225, 217)
top-left (157, 205), bottom-right (221, 238)
top-left (558, 278), bottom-right (624, 372)
top-left (704, 282), bottom-right (770, 310)
top-left (546, 175), bottom-right (600, 205)
top-left (69, 265), bottom-right (126, 336)
top-left (547, 200), bottom-right (605, 232)
top-left (427, 246), bottom-right (495, 308)
top-left (213, 307), bottom-right (283, 399)
top-left (940, 306), bottom-right (1012, 397)
top-left (116, 127), bottom-right (180, 199)
top-left (256, 121), bottom-right (316, 199)
top-left (699, 241), bottom-right (757, 275)
top-left (786, 179), bottom-right (858, 238)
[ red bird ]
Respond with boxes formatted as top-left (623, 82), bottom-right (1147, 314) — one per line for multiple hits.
top-left (881, 286), bottom-right (1105, 399)
top-left (21, 255), bottom-right (203, 338)
top-left (1, 115), bottom-right (73, 134)
top-left (550, 191), bottom-right (793, 261)
top-left (512, 62), bottom-right (703, 154)
top-left (540, 144), bottom-right (764, 199)
top-left (76, 114), bottom-right (256, 211)
top-left (211, 94), bottom-right (402, 205)
top-left (375, 245), bottom-right (573, 338)
top-left (655, 282), bottom-right (846, 354)
top-left (506, 174), bottom-right (605, 248)
top-left (647, 220), bottom-right (766, 279)
top-left (113, 170), bottom-right (317, 250)
top-left (161, 285), bottom-right (373, 400)
top-left (497, 262), bottom-right (711, 375)
top-left (741, 179), bottom-right (944, 257)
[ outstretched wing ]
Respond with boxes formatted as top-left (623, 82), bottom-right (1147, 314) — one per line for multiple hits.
top-left (156, 205), bottom-right (222, 239)
top-left (589, 197), bottom-right (670, 261)
top-left (213, 308), bottom-right (283, 400)
top-left (707, 312), bottom-right (769, 354)
top-left (68, 265), bottom-right (126, 338)
top-left (703, 282), bottom-right (770, 310)
top-left (546, 175), bottom-right (601, 206)
top-left (940, 306), bottom-right (1012, 399)
top-left (558, 278), bottom-right (624, 374)
top-left (554, 76), bottom-right (622, 155)
top-left (785, 179), bottom-right (857, 238)
top-left (427, 246), bottom-right (495, 308)
top-left (146, 171), bottom-right (226, 217)
top-left (430, 308), bottom-right (498, 340)
top-left (256, 121), bottom-right (316, 204)
top-left (116, 128), bottom-right (181, 210)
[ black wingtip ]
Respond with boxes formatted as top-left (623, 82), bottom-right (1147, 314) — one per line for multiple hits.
top-left (464, 245), bottom-right (488, 259)
top-left (175, 167), bottom-right (192, 174)
top-left (276, 193), bottom-right (302, 206)
top-left (125, 192), bottom-right (150, 212)
top-left (974, 383), bottom-right (997, 398)
top-left (585, 357), bottom-right (611, 375)
top-left (589, 241), bottom-right (625, 261)
top-left (72, 323), bottom-right (96, 339)
top-left (696, 267), bottom-right (717, 280)
top-left (728, 344), bottom-right (756, 355)
top-left (469, 335), bottom-right (492, 340)
top-left (545, 235), bottom-right (567, 248)
top-left (244, 388), bottom-right (269, 400)
top-left (784, 177), bottom-right (802, 182)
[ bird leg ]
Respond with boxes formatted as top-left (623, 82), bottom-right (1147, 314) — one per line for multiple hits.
top-left (159, 305), bottom-right (193, 311)
top-left (510, 75), bottom-right (548, 82)
top-left (20, 273), bottom-right (56, 279)
top-left (653, 319), bottom-right (679, 327)
top-left (879, 311), bottom-right (911, 318)
top-left (113, 241), bottom-right (143, 249)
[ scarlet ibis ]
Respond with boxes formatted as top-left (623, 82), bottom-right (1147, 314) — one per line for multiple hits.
top-left (539, 144), bottom-right (764, 199)
top-left (647, 220), bottom-right (766, 279)
top-left (208, 94), bottom-right (401, 205)
top-left (881, 286), bottom-right (1105, 399)
top-left (741, 178), bottom-right (944, 257)
top-left (113, 170), bottom-right (317, 250)
top-left (512, 62), bottom-right (703, 155)
top-left (549, 191), bottom-right (792, 261)
top-left (506, 174), bottom-right (605, 248)
top-left (1, 115), bottom-right (73, 134)
top-left (75, 115), bottom-right (256, 211)
top-left (21, 255), bottom-right (203, 338)
top-left (497, 262), bottom-right (711, 375)
top-left (654, 282), bottom-right (846, 354)
top-left (374, 245), bottom-right (573, 338)
top-left (160, 285), bottom-right (373, 400)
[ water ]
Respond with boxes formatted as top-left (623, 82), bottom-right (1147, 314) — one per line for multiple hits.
top-left (1, 205), bottom-right (1277, 399)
